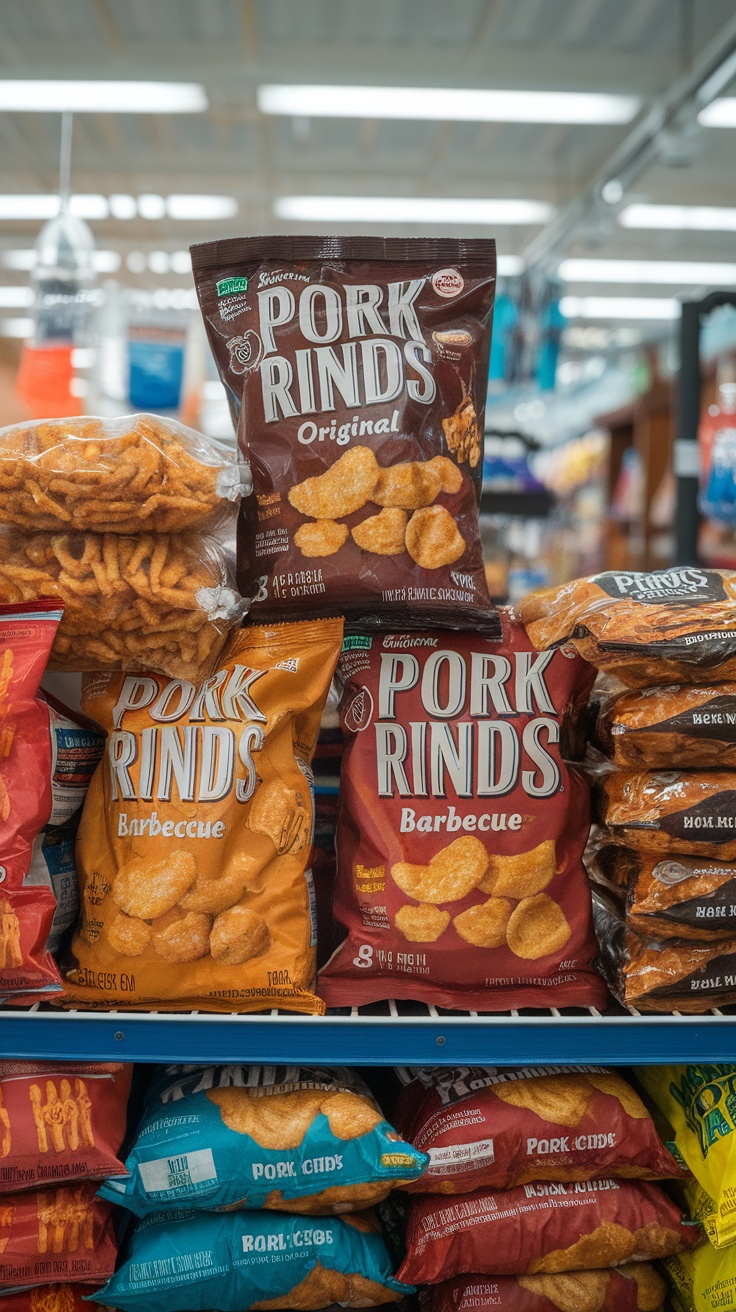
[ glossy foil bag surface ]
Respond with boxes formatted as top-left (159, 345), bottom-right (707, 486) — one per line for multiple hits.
top-left (419, 1267), bottom-right (667, 1312)
top-left (191, 236), bottom-right (498, 630)
top-left (319, 613), bottom-right (607, 1010)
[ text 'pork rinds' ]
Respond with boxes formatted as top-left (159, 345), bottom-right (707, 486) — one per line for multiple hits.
top-left (288, 446), bottom-right (380, 519)
top-left (0, 413), bottom-right (241, 535)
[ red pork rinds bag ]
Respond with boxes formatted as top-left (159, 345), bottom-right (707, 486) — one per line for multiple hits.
top-left (398, 1178), bottom-right (701, 1284)
top-left (0, 1062), bottom-right (132, 1191)
top-left (0, 600), bottom-right (65, 999)
top-left (419, 1266), bottom-right (667, 1312)
top-left (319, 614), bottom-right (607, 1010)
top-left (0, 1182), bottom-right (117, 1288)
top-left (394, 1066), bottom-right (688, 1193)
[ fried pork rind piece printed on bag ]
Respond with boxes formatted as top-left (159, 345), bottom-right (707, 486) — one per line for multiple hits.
top-left (106, 912), bottom-right (152, 957)
top-left (406, 505), bottom-right (466, 570)
top-left (288, 446), bottom-right (380, 519)
top-left (209, 904), bottom-right (271, 965)
top-left (478, 840), bottom-right (557, 897)
top-left (392, 836), bottom-right (490, 904)
top-left (373, 461), bottom-right (442, 509)
top-left (179, 854), bottom-right (263, 915)
top-left (0, 528), bottom-right (243, 682)
top-left (151, 909), bottom-right (211, 963)
top-left (248, 779), bottom-right (311, 854)
top-left (506, 894), bottom-right (572, 960)
top-left (395, 903), bottom-right (451, 942)
top-left (294, 520), bottom-right (349, 558)
top-left (351, 508), bottom-right (408, 556)
top-left (492, 1073), bottom-right (594, 1127)
top-left (442, 396), bottom-right (482, 467)
top-left (112, 851), bottom-right (197, 921)
top-left (0, 413), bottom-right (240, 535)
top-left (427, 455), bottom-right (463, 495)
top-left (206, 1085), bottom-right (382, 1149)
top-left (453, 898), bottom-right (514, 947)
top-left (252, 1262), bottom-right (404, 1310)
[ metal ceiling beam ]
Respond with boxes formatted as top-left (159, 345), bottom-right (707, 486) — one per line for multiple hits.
top-left (521, 8), bottom-right (736, 274)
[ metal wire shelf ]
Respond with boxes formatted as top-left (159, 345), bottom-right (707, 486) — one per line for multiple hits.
top-left (1, 1000), bottom-right (734, 1066)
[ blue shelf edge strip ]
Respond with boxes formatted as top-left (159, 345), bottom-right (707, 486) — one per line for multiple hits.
top-left (1, 1012), bottom-right (734, 1066)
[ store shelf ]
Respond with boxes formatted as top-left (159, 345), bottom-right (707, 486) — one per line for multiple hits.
top-left (479, 489), bottom-right (554, 518)
top-left (3, 1003), bottom-right (736, 1066)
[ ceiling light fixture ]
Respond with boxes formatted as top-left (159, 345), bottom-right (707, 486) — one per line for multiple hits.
top-left (258, 84), bottom-right (640, 124)
top-left (560, 295), bottom-right (680, 320)
top-left (165, 195), bottom-right (238, 220)
top-left (274, 196), bottom-right (553, 225)
top-left (1, 248), bottom-right (120, 272)
top-left (559, 258), bottom-right (736, 284)
top-left (0, 195), bottom-right (109, 220)
top-left (0, 317), bottom-right (31, 337)
top-left (0, 81), bottom-right (207, 113)
top-left (698, 97), bottom-right (736, 127)
top-left (0, 287), bottom-right (33, 307)
top-left (497, 255), bottom-right (523, 275)
top-left (620, 203), bottom-right (736, 230)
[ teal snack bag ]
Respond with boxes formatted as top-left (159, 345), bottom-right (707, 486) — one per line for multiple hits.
top-left (91, 1207), bottom-right (414, 1312)
top-left (99, 1065), bottom-right (428, 1217)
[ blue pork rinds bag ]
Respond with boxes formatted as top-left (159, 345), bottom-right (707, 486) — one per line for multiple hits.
top-left (90, 1207), bottom-right (414, 1311)
top-left (99, 1065), bottom-right (427, 1216)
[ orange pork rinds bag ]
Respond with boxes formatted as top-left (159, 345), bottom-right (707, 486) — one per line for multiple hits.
top-left (63, 617), bottom-right (343, 1012)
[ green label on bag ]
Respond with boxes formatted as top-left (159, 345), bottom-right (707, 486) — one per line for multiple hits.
top-left (217, 277), bottom-right (248, 296)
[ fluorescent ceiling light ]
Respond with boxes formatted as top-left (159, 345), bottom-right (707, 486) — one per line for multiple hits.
top-left (620, 203), bottom-right (736, 231)
top-left (0, 81), bottom-right (207, 113)
top-left (559, 257), bottom-right (736, 285)
top-left (258, 84), bottom-right (639, 124)
top-left (137, 194), bottom-right (166, 221)
top-left (0, 195), bottom-right (108, 220)
top-left (698, 97), bottom-right (736, 127)
top-left (109, 194), bottom-right (137, 220)
top-left (274, 196), bottom-right (553, 225)
top-left (0, 317), bottom-right (31, 337)
top-left (1, 248), bottom-right (119, 271)
top-left (0, 287), bottom-right (33, 307)
top-left (561, 295), bottom-right (680, 320)
top-left (166, 195), bottom-right (238, 220)
top-left (498, 255), bottom-right (523, 275)
top-left (169, 250), bottom-right (192, 274)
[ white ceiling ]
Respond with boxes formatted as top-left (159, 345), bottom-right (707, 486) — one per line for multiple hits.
top-left (1, 0), bottom-right (736, 299)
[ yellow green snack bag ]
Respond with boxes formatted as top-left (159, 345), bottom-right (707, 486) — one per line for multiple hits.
top-left (636, 1065), bottom-right (736, 1248)
top-left (663, 1242), bottom-right (736, 1311)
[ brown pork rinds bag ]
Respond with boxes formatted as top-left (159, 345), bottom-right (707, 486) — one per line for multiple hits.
top-left (595, 770), bottom-right (736, 859)
top-left (518, 568), bottom-right (736, 687)
top-left (592, 887), bottom-right (736, 1011)
top-left (592, 845), bottom-right (736, 941)
top-left (191, 236), bottom-right (499, 631)
top-left (595, 683), bottom-right (736, 769)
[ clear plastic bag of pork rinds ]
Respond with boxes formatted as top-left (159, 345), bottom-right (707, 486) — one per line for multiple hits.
top-left (0, 528), bottom-right (246, 682)
top-left (0, 412), bottom-right (246, 535)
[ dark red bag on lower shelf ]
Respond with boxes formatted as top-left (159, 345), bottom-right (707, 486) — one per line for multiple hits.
top-left (0, 1182), bottom-right (117, 1288)
top-left (398, 1178), bottom-right (701, 1283)
top-left (419, 1266), bottom-right (667, 1312)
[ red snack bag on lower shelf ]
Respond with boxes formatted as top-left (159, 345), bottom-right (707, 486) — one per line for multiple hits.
top-left (0, 1286), bottom-right (96, 1312)
top-left (419, 1265), bottom-right (667, 1312)
top-left (0, 601), bottom-right (64, 999)
top-left (398, 1178), bottom-right (701, 1284)
top-left (0, 1182), bottom-right (117, 1288)
top-left (395, 1066), bottom-right (688, 1193)
top-left (319, 612), bottom-right (607, 1010)
top-left (0, 1062), bottom-right (132, 1191)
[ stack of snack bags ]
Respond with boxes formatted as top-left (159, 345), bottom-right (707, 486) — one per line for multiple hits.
top-left (0, 604), bottom-right (103, 1003)
top-left (0, 412), bottom-right (246, 682)
top-left (92, 1064), bottom-right (425, 1310)
top-left (635, 1064), bottom-right (736, 1310)
top-left (394, 1066), bottom-right (701, 1312)
top-left (518, 568), bottom-right (736, 1012)
top-left (0, 1060), bottom-right (130, 1309)
top-left (195, 237), bottom-right (608, 1016)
